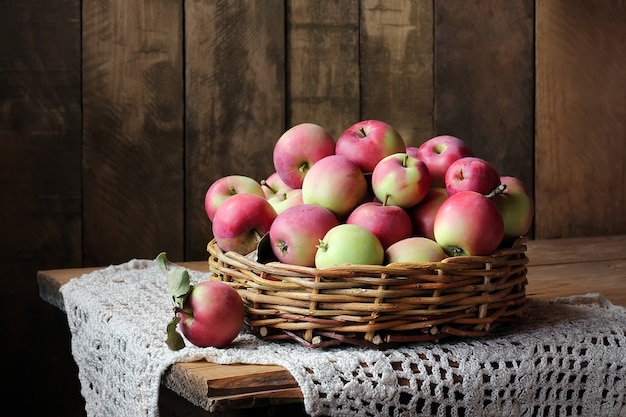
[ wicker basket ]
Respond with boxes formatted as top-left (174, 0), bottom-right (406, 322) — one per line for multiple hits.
top-left (207, 237), bottom-right (529, 349)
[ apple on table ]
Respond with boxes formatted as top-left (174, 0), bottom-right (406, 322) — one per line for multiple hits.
top-left (156, 253), bottom-right (245, 349)
top-left (335, 119), bottom-right (406, 174)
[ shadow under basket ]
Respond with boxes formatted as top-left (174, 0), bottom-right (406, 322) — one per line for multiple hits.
top-left (207, 237), bottom-right (529, 349)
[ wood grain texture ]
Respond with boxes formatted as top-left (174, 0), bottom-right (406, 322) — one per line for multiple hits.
top-left (184, 0), bottom-right (285, 261)
top-left (82, 0), bottom-right (185, 265)
top-left (434, 0), bottom-right (535, 195)
top-left (0, 2), bottom-right (85, 415)
top-left (287, 0), bottom-right (360, 138)
top-left (535, 0), bottom-right (626, 239)
top-left (360, 0), bottom-right (434, 145)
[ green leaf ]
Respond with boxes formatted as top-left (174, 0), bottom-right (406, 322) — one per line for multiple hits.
top-left (155, 252), bottom-right (191, 309)
top-left (165, 316), bottom-right (185, 351)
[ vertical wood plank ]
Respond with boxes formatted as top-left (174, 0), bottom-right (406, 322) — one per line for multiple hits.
top-left (82, 0), bottom-right (185, 265)
top-left (535, 0), bottom-right (626, 238)
top-left (287, 0), bottom-right (360, 138)
top-left (0, 1), bottom-right (84, 415)
top-left (185, 0), bottom-right (285, 261)
top-left (360, 0), bottom-right (434, 145)
top-left (434, 0), bottom-right (535, 199)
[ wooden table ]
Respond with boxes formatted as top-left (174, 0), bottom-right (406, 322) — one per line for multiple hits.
top-left (37, 235), bottom-right (626, 416)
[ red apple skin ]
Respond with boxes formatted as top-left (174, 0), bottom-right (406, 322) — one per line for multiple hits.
top-left (269, 204), bottom-right (339, 266)
top-left (493, 176), bottom-right (534, 242)
top-left (371, 153), bottom-right (431, 208)
top-left (267, 189), bottom-right (304, 215)
top-left (407, 187), bottom-right (448, 240)
top-left (385, 237), bottom-right (447, 264)
top-left (204, 175), bottom-right (265, 221)
top-left (416, 135), bottom-right (474, 187)
top-left (405, 146), bottom-right (421, 161)
top-left (177, 281), bottom-right (245, 348)
top-left (444, 156), bottom-right (501, 196)
top-left (346, 201), bottom-right (412, 249)
top-left (272, 123), bottom-right (336, 189)
top-left (301, 155), bottom-right (368, 219)
top-left (212, 193), bottom-right (277, 255)
top-left (433, 190), bottom-right (504, 257)
top-left (335, 120), bottom-right (406, 174)
top-left (261, 172), bottom-right (293, 199)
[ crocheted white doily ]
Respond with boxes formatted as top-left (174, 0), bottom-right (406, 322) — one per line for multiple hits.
top-left (60, 259), bottom-right (626, 417)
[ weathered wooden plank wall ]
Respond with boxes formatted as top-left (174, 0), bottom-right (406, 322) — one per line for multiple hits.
top-left (535, 0), bottom-right (626, 238)
top-left (1, 1), bottom-right (624, 416)
top-left (0, 1), bottom-right (85, 416)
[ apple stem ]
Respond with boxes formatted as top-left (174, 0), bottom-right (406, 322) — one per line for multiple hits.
top-left (260, 179), bottom-right (276, 194)
top-left (298, 162), bottom-right (309, 174)
top-left (485, 183), bottom-right (507, 200)
top-left (451, 247), bottom-right (464, 257)
top-left (316, 239), bottom-right (329, 252)
top-left (276, 241), bottom-right (288, 256)
top-left (358, 126), bottom-right (367, 138)
top-left (228, 185), bottom-right (237, 196)
top-left (402, 153), bottom-right (410, 167)
top-left (383, 194), bottom-right (391, 206)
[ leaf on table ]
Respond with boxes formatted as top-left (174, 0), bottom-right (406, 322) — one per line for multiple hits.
top-left (155, 252), bottom-right (191, 309)
top-left (165, 316), bottom-right (185, 351)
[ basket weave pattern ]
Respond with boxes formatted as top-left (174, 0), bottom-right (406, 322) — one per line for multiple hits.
top-left (207, 238), bottom-right (528, 348)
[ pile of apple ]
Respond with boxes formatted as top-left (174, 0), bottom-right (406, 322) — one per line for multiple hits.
top-left (205, 120), bottom-right (534, 268)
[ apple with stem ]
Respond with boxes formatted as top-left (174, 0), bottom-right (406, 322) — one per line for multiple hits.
top-left (407, 187), bottom-right (448, 240)
top-left (212, 193), bottom-right (277, 255)
top-left (346, 201), bottom-right (413, 249)
top-left (385, 237), bottom-right (447, 264)
top-left (433, 189), bottom-right (504, 256)
top-left (371, 152), bottom-right (431, 208)
top-left (445, 156), bottom-right (501, 196)
top-left (315, 224), bottom-right (384, 268)
top-left (204, 175), bottom-right (265, 221)
top-left (261, 171), bottom-right (293, 199)
top-left (335, 120), bottom-right (406, 174)
top-left (269, 204), bottom-right (339, 266)
top-left (272, 123), bottom-right (336, 189)
top-left (156, 253), bottom-right (245, 349)
top-left (416, 135), bottom-right (474, 187)
top-left (493, 176), bottom-right (534, 243)
top-left (267, 189), bottom-right (303, 215)
top-left (302, 155), bottom-right (368, 219)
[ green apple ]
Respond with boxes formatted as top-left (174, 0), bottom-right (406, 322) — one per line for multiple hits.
top-left (493, 176), bottom-right (534, 242)
top-left (315, 224), bottom-right (384, 268)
